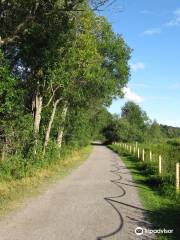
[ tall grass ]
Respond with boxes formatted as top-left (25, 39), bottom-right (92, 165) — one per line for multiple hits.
top-left (112, 139), bottom-right (180, 197)
top-left (0, 141), bottom-right (80, 182)
top-left (137, 140), bottom-right (180, 185)
top-left (109, 143), bottom-right (180, 240)
top-left (0, 143), bottom-right (92, 215)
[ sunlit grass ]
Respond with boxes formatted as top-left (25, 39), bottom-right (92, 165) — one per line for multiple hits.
top-left (109, 144), bottom-right (180, 240)
top-left (0, 146), bottom-right (92, 216)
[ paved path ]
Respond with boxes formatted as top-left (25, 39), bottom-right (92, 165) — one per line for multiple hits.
top-left (0, 145), bottom-right (154, 240)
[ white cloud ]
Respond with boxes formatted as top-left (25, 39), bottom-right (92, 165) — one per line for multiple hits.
top-left (141, 28), bottom-right (161, 36)
top-left (140, 8), bottom-right (180, 37)
top-left (165, 8), bottom-right (180, 27)
top-left (122, 87), bottom-right (144, 103)
top-left (130, 62), bottom-right (145, 72)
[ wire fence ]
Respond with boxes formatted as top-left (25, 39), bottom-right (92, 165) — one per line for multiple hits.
top-left (114, 142), bottom-right (180, 193)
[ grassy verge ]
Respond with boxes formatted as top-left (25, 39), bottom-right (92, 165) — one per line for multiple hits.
top-left (109, 144), bottom-right (180, 240)
top-left (0, 145), bottom-right (92, 217)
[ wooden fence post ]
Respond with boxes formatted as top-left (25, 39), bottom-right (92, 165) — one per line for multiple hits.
top-left (142, 149), bottom-right (145, 161)
top-left (149, 151), bottom-right (152, 161)
top-left (176, 162), bottom-right (179, 193)
top-left (130, 145), bottom-right (132, 153)
top-left (138, 148), bottom-right (140, 159)
top-left (136, 141), bottom-right (138, 149)
top-left (159, 155), bottom-right (162, 175)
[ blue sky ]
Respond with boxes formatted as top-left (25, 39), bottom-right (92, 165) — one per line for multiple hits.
top-left (100, 0), bottom-right (180, 127)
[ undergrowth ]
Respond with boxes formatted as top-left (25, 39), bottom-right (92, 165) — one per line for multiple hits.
top-left (0, 145), bottom-right (92, 216)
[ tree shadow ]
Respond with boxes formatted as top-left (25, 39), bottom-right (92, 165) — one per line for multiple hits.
top-left (91, 142), bottom-right (105, 146)
top-left (149, 204), bottom-right (180, 240)
top-left (127, 161), bottom-right (180, 239)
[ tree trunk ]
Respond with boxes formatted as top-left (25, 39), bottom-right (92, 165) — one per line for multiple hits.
top-left (57, 101), bottom-right (68, 149)
top-left (32, 94), bottom-right (43, 135)
top-left (43, 99), bottom-right (61, 155)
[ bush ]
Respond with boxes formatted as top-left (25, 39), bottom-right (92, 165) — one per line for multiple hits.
top-left (0, 155), bottom-right (26, 180)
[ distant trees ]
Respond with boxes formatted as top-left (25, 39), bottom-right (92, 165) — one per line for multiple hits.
top-left (121, 101), bottom-right (149, 128)
top-left (160, 124), bottom-right (180, 139)
top-left (103, 102), bottom-right (149, 143)
top-left (148, 120), bottom-right (162, 140)
top-left (102, 101), bottom-right (180, 143)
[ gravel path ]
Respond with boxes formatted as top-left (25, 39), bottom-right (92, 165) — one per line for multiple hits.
top-left (0, 145), bottom-right (154, 240)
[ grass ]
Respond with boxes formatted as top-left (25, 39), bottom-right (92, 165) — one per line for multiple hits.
top-left (136, 140), bottom-right (180, 182)
top-left (0, 145), bottom-right (92, 217)
top-left (109, 144), bottom-right (180, 240)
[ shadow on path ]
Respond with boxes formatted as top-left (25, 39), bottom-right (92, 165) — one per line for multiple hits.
top-left (96, 157), bottom-right (153, 240)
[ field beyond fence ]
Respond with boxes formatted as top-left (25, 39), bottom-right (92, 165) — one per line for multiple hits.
top-left (113, 141), bottom-right (180, 194)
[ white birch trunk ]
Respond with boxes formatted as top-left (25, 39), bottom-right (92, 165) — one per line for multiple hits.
top-left (33, 94), bottom-right (43, 135)
top-left (57, 101), bottom-right (68, 149)
top-left (43, 99), bottom-right (61, 155)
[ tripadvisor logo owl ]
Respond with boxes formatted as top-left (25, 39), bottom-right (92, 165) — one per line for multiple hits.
top-left (135, 227), bottom-right (143, 236)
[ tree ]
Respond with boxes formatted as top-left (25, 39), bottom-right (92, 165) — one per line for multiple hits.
top-left (121, 101), bottom-right (149, 128)
top-left (96, 17), bottom-right (131, 102)
top-left (0, 1), bottom-right (113, 46)
top-left (0, 0), bottom-right (130, 157)
top-left (1, 0), bottom-right (87, 138)
top-left (42, 11), bottom-right (131, 150)
top-left (148, 120), bottom-right (162, 141)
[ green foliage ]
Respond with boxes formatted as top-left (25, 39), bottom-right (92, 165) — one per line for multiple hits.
top-left (0, 2), bottom-right (130, 182)
top-left (96, 17), bottom-right (131, 101)
top-left (140, 141), bottom-right (180, 182)
top-left (121, 101), bottom-right (149, 127)
top-left (0, 50), bottom-right (22, 117)
top-left (167, 138), bottom-right (180, 146)
top-left (112, 142), bottom-right (180, 193)
top-left (0, 154), bottom-right (26, 180)
top-left (0, 50), bottom-right (33, 159)
top-left (102, 102), bottom-right (149, 143)
top-left (160, 125), bottom-right (180, 138)
top-left (102, 101), bottom-right (180, 144)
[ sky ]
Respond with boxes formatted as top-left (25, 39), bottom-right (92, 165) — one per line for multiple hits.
top-left (100, 0), bottom-right (180, 127)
